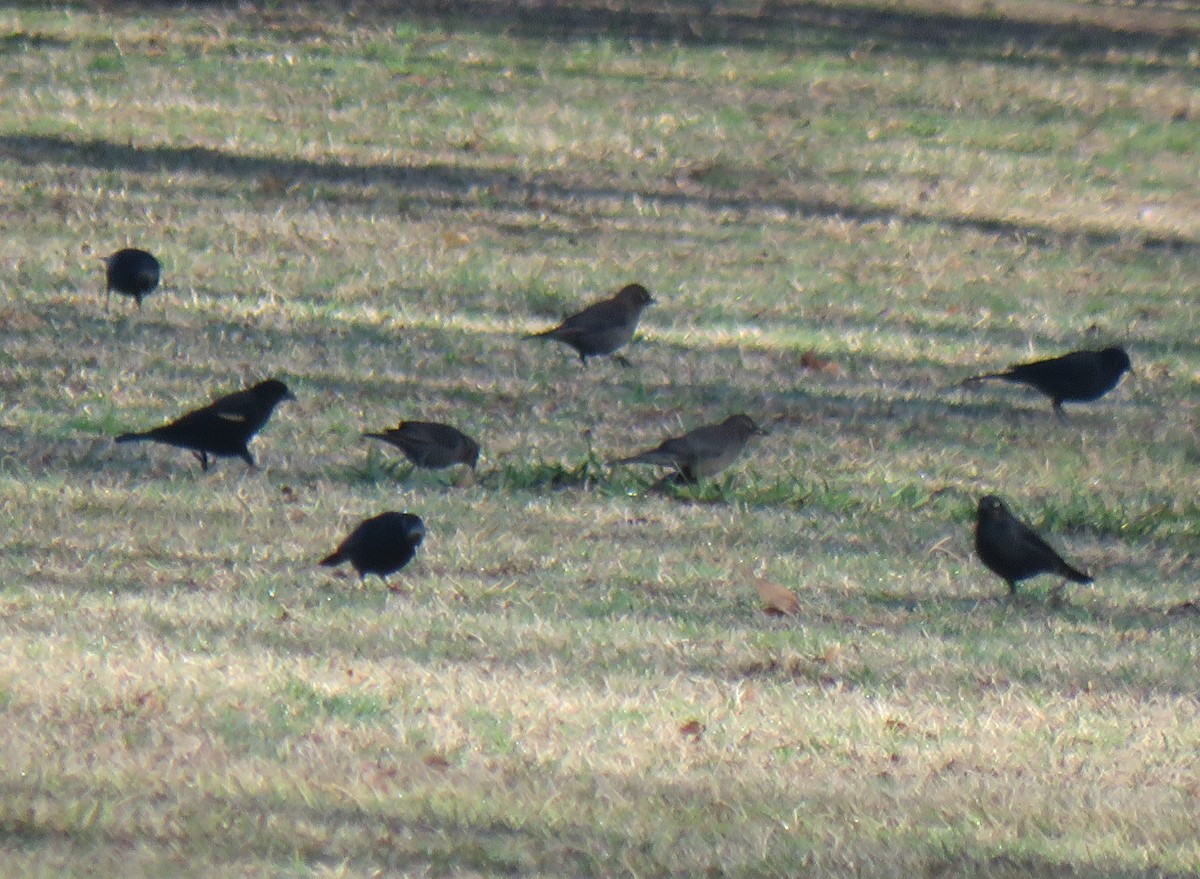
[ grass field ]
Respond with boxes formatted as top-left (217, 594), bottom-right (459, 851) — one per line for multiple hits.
top-left (2, 1), bottom-right (1199, 876)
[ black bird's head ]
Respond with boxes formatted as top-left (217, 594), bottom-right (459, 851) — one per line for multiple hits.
top-left (399, 512), bottom-right (427, 546)
top-left (724, 414), bottom-right (769, 437)
top-left (977, 494), bottom-right (1007, 522)
top-left (462, 437), bottom-right (481, 470)
top-left (1098, 346), bottom-right (1133, 376)
top-left (253, 378), bottom-right (295, 405)
top-left (616, 283), bottom-right (654, 309)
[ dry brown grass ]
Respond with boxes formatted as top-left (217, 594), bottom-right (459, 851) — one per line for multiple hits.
top-left (1, 2), bottom-right (1198, 876)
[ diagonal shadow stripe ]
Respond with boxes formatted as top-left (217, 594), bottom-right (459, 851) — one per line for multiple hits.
top-left (3, 133), bottom-right (1197, 253)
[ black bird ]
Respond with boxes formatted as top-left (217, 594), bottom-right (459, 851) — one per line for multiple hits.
top-left (115, 378), bottom-right (293, 472)
top-left (103, 248), bottom-right (161, 309)
top-left (974, 495), bottom-right (1094, 596)
top-left (962, 346), bottom-right (1132, 420)
top-left (362, 421), bottom-right (480, 470)
top-left (319, 511), bottom-right (426, 588)
top-left (524, 283), bottom-right (654, 365)
top-left (613, 414), bottom-right (768, 484)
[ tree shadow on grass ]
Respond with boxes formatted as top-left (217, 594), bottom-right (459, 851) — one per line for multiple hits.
top-left (4, 134), bottom-right (1198, 255)
top-left (0, 772), bottom-right (1186, 877)
top-left (28, 0), bottom-right (1200, 71)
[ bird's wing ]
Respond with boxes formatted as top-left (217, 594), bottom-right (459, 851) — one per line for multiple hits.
top-left (210, 388), bottom-right (258, 419)
top-left (638, 435), bottom-right (697, 465)
top-left (555, 300), bottom-right (617, 333)
top-left (401, 422), bottom-right (454, 445)
top-left (680, 424), bottom-right (735, 458)
top-left (1014, 522), bottom-right (1069, 569)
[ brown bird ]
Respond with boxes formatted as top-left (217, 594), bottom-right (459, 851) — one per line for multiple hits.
top-left (962, 346), bottom-right (1132, 420)
top-left (613, 413), bottom-right (768, 484)
top-left (362, 421), bottom-right (480, 470)
top-left (319, 511), bottom-right (426, 588)
top-left (523, 283), bottom-right (654, 365)
top-left (974, 495), bottom-right (1094, 596)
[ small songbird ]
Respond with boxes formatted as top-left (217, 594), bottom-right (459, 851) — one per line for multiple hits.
top-left (974, 495), bottom-right (1094, 596)
top-left (613, 413), bottom-right (768, 484)
top-left (114, 378), bottom-right (293, 472)
top-left (102, 248), bottom-right (161, 309)
top-left (362, 421), bottom-right (480, 470)
top-left (962, 346), bottom-right (1132, 420)
top-left (523, 283), bottom-right (654, 365)
top-left (319, 511), bottom-right (426, 588)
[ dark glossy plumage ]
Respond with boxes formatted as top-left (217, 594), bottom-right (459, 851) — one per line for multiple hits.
top-left (963, 346), bottom-right (1132, 419)
top-left (114, 378), bottom-right (293, 472)
top-left (319, 511), bottom-right (426, 586)
top-left (524, 283), bottom-right (654, 365)
top-left (363, 421), bottom-right (480, 470)
top-left (974, 495), bottom-right (1093, 595)
top-left (103, 248), bottom-right (161, 308)
top-left (613, 413), bottom-right (768, 484)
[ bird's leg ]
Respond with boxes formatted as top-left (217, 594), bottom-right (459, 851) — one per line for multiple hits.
top-left (613, 354), bottom-right (633, 368)
top-left (191, 451), bottom-right (210, 471)
top-left (1007, 580), bottom-right (1018, 597)
top-left (241, 450), bottom-right (258, 470)
top-left (1053, 402), bottom-right (1068, 423)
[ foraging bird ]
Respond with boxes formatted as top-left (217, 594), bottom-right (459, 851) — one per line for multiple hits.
top-left (962, 346), bottom-right (1132, 420)
top-left (114, 378), bottom-right (293, 472)
top-left (974, 494), bottom-right (1094, 596)
top-left (524, 283), bottom-right (654, 365)
top-left (319, 511), bottom-right (426, 587)
top-left (613, 413), bottom-right (768, 484)
top-left (102, 248), bottom-right (161, 309)
top-left (362, 421), bottom-right (480, 470)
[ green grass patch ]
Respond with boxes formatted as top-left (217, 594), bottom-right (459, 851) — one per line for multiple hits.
top-left (0, 2), bottom-right (1198, 877)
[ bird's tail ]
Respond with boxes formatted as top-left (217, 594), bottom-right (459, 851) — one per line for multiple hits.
top-left (1060, 562), bottom-right (1093, 585)
top-left (361, 432), bottom-right (388, 442)
top-left (613, 451), bottom-right (676, 467)
top-left (318, 551), bottom-right (344, 567)
top-left (960, 371), bottom-right (1013, 387)
top-left (114, 430), bottom-right (153, 444)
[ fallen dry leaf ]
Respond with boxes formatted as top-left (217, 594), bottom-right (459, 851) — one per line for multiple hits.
top-left (754, 578), bottom-right (800, 616)
top-left (799, 349), bottom-right (841, 374)
top-left (678, 719), bottom-right (704, 739)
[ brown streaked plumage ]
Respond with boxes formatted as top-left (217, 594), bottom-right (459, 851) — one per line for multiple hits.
top-left (362, 421), bottom-right (480, 470)
top-left (613, 413), bottom-right (768, 484)
top-left (524, 283), bottom-right (654, 365)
